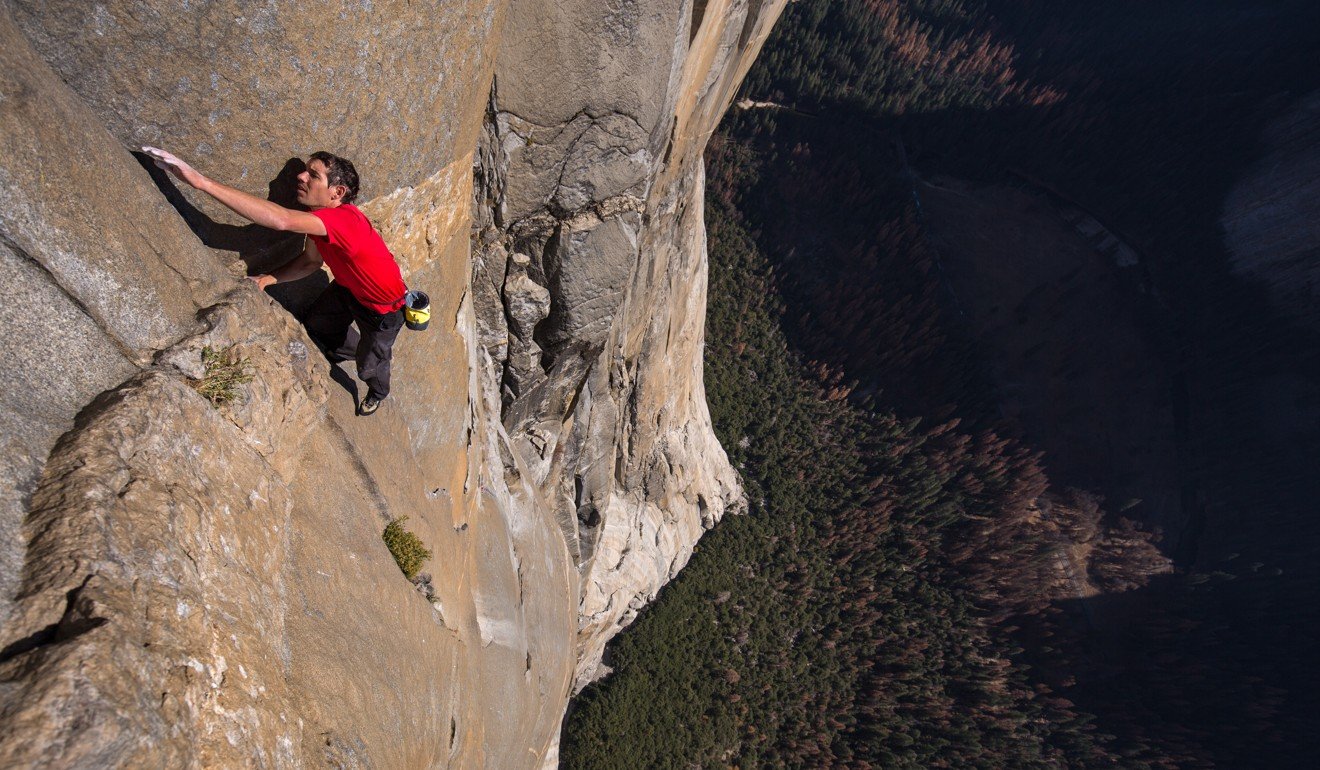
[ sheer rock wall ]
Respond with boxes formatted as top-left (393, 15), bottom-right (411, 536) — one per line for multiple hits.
top-left (0, 0), bottom-right (782, 764)
top-left (473, 0), bottom-right (784, 691)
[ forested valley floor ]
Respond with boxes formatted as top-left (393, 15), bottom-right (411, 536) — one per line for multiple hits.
top-left (562, 2), bottom-right (1320, 767)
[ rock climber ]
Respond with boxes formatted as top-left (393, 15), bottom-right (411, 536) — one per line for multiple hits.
top-left (145, 147), bottom-right (406, 416)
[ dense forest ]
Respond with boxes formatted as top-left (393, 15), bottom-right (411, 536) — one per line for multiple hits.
top-left (563, 1), bottom-right (1320, 767)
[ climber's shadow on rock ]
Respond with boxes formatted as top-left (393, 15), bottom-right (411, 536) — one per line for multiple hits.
top-left (134, 153), bottom-right (329, 316)
top-left (326, 363), bottom-right (360, 401)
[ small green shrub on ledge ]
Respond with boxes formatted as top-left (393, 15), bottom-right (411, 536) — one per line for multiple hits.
top-left (383, 517), bottom-right (432, 580)
top-left (194, 345), bottom-right (253, 406)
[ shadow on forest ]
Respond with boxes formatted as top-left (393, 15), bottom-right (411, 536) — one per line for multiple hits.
top-left (1038, 567), bottom-right (1317, 767)
top-left (736, 98), bottom-right (1320, 555)
top-left (719, 23), bottom-right (1320, 761)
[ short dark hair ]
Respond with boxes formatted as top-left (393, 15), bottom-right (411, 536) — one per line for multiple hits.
top-left (309, 151), bottom-right (360, 204)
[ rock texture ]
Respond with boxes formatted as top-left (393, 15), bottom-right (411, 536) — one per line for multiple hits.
top-left (1221, 89), bottom-right (1320, 332)
top-left (9, 0), bottom-right (507, 280)
top-left (0, 10), bottom-right (233, 628)
top-left (0, 0), bottom-right (782, 765)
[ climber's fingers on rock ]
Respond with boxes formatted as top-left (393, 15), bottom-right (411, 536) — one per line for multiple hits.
top-left (145, 146), bottom-right (185, 171)
top-left (142, 145), bottom-right (177, 163)
top-left (143, 146), bottom-right (204, 188)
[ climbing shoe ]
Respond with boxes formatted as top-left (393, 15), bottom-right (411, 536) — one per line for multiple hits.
top-left (358, 396), bottom-right (382, 416)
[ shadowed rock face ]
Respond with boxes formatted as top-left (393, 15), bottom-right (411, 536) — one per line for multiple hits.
top-left (1221, 90), bottom-right (1320, 332)
top-left (0, 0), bottom-right (782, 765)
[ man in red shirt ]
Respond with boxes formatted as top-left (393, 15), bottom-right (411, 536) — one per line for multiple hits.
top-left (146, 148), bottom-right (406, 416)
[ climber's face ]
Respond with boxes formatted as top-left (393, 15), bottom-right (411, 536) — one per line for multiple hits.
top-left (296, 159), bottom-right (345, 209)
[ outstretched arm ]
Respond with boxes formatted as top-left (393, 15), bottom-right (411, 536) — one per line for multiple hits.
top-left (143, 147), bottom-right (327, 236)
top-left (249, 237), bottom-right (325, 290)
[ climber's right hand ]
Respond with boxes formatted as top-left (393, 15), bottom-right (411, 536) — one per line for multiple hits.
top-left (142, 146), bottom-right (207, 189)
top-left (247, 274), bottom-right (277, 291)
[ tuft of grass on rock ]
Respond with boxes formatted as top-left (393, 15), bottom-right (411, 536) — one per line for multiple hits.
top-left (383, 517), bottom-right (432, 580)
top-left (194, 345), bottom-right (253, 407)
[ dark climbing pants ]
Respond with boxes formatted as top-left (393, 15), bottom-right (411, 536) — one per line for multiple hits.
top-left (301, 283), bottom-right (405, 401)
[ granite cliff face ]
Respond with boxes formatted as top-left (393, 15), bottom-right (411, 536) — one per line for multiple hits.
top-left (473, 0), bottom-right (784, 690)
top-left (0, 0), bottom-right (782, 765)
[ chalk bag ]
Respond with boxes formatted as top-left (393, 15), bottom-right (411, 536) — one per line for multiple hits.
top-left (404, 289), bottom-right (431, 331)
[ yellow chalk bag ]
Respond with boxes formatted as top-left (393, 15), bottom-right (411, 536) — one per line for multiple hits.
top-left (404, 290), bottom-right (431, 331)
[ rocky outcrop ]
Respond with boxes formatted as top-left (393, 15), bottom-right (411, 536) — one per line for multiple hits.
top-left (1, 0), bottom-right (782, 765)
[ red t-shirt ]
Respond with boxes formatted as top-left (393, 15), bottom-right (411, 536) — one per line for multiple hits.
top-left (310, 205), bottom-right (406, 314)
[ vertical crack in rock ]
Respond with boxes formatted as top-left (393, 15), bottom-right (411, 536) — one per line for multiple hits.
top-left (0, 576), bottom-right (104, 664)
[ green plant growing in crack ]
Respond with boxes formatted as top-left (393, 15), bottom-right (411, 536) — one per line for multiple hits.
top-left (383, 517), bottom-right (432, 580)
top-left (194, 345), bottom-right (254, 407)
